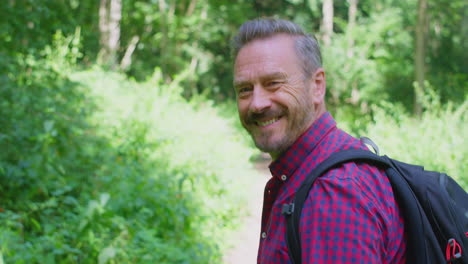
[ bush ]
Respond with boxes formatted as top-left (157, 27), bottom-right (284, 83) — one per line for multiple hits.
top-left (360, 91), bottom-right (467, 188)
top-left (0, 38), bottom-right (257, 263)
top-left (70, 68), bottom-right (257, 262)
top-left (0, 45), bottom-right (107, 263)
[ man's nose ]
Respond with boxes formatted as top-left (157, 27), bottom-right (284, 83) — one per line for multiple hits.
top-left (250, 87), bottom-right (271, 113)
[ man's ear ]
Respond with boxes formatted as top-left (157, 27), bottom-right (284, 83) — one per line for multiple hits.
top-left (310, 68), bottom-right (326, 104)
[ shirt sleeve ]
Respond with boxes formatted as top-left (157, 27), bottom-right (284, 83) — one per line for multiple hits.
top-left (298, 162), bottom-right (405, 264)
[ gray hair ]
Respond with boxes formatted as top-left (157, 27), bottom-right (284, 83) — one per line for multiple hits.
top-left (231, 18), bottom-right (322, 77)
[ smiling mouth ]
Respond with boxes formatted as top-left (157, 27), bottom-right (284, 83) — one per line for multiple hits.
top-left (256, 117), bottom-right (280, 127)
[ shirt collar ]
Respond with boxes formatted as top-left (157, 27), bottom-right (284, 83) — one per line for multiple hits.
top-left (269, 112), bottom-right (336, 180)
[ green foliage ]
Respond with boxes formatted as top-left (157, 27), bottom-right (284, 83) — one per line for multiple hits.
top-left (1, 1), bottom-right (467, 262)
top-left (0, 35), bottom-right (103, 263)
top-left (1, 0), bottom-right (465, 108)
top-left (0, 37), bottom-right (256, 262)
top-left (325, 6), bottom-right (414, 117)
top-left (360, 89), bottom-right (467, 188)
top-left (426, 0), bottom-right (468, 105)
top-left (0, 0), bottom-right (98, 58)
top-left (325, 0), bottom-right (466, 119)
top-left (120, 0), bottom-right (257, 99)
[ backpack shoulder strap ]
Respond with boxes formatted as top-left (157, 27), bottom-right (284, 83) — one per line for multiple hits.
top-left (283, 149), bottom-right (393, 264)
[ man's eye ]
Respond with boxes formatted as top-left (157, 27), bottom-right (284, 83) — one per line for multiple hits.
top-left (238, 87), bottom-right (252, 94)
top-left (267, 81), bottom-right (281, 87)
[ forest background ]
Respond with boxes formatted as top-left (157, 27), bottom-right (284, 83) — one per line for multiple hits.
top-left (0, 0), bottom-right (467, 263)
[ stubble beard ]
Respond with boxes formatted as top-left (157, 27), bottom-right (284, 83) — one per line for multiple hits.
top-left (250, 128), bottom-right (294, 154)
top-left (241, 109), bottom-right (290, 154)
top-left (244, 118), bottom-right (306, 156)
top-left (244, 105), bottom-right (315, 157)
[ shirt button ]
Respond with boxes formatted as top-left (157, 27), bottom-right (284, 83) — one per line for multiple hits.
top-left (261, 232), bottom-right (267, 239)
top-left (281, 175), bottom-right (287, 181)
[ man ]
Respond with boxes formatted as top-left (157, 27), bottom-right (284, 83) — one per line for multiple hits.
top-left (232, 18), bottom-right (406, 263)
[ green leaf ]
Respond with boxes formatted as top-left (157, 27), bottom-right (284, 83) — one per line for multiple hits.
top-left (98, 246), bottom-right (116, 264)
top-left (44, 120), bottom-right (55, 132)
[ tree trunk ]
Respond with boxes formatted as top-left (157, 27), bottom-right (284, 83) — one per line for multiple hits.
top-left (414, 0), bottom-right (428, 116)
top-left (322, 0), bottom-right (334, 46)
top-left (120, 36), bottom-right (140, 71)
top-left (158, 0), bottom-right (168, 75)
top-left (347, 0), bottom-right (358, 58)
top-left (186, 0), bottom-right (197, 16)
top-left (98, 0), bottom-right (109, 64)
top-left (347, 0), bottom-right (360, 105)
top-left (108, 0), bottom-right (121, 67)
top-left (98, 0), bottom-right (121, 69)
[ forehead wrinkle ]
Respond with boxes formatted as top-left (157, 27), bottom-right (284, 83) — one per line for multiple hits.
top-left (235, 62), bottom-right (288, 80)
top-left (234, 70), bottom-right (289, 87)
top-left (261, 71), bottom-right (288, 80)
top-left (234, 35), bottom-right (302, 88)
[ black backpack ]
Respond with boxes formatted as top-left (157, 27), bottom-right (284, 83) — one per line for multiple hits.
top-left (282, 141), bottom-right (468, 264)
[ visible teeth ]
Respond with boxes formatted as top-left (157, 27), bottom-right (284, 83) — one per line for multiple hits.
top-left (257, 118), bottom-right (279, 127)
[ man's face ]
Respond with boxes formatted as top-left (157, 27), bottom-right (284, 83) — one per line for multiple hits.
top-left (234, 34), bottom-right (319, 158)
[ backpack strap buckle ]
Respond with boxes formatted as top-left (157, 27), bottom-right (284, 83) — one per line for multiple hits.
top-left (282, 203), bottom-right (295, 215)
top-left (360, 137), bottom-right (380, 155)
top-left (446, 238), bottom-right (462, 263)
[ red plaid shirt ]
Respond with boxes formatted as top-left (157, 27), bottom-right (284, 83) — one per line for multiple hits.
top-left (257, 112), bottom-right (406, 263)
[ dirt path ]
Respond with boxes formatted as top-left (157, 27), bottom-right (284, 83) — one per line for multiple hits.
top-left (223, 156), bottom-right (271, 264)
